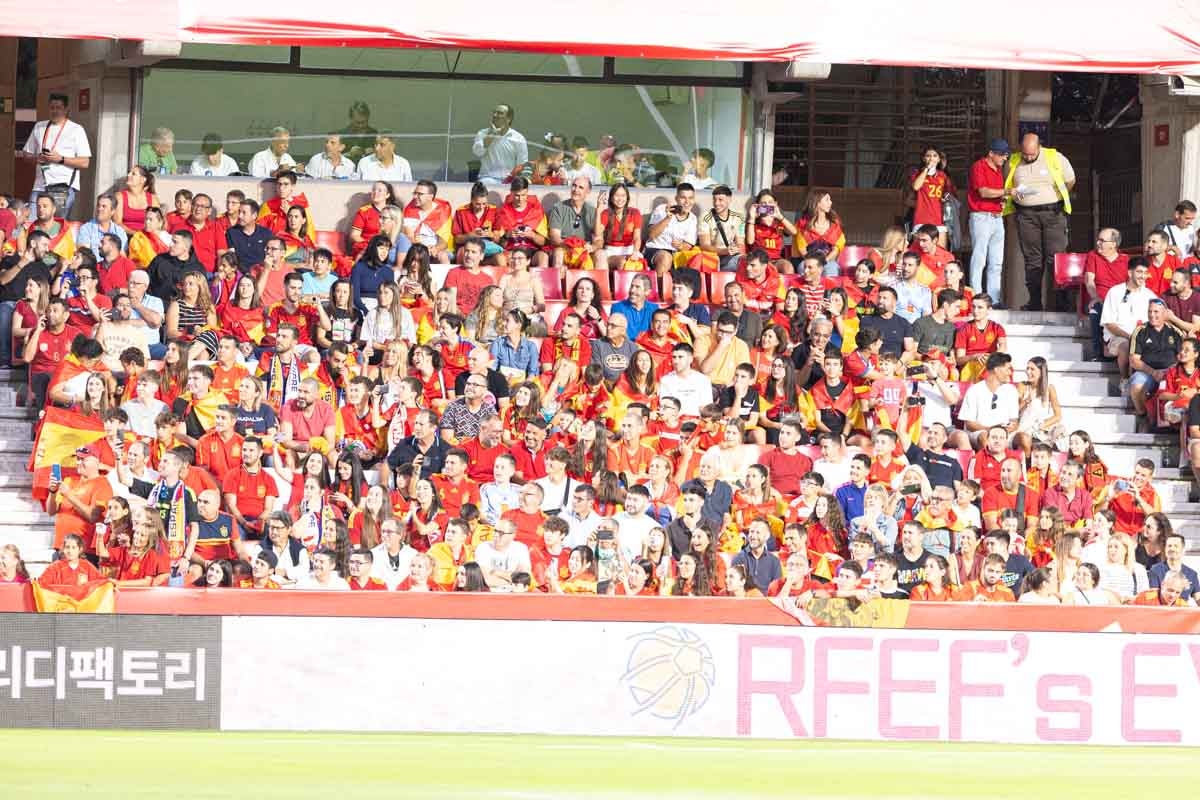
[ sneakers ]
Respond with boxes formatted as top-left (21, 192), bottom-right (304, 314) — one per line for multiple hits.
top-left (1118, 378), bottom-right (1130, 396)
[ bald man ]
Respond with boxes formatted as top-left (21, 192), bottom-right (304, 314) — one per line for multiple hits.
top-left (1005, 133), bottom-right (1075, 311)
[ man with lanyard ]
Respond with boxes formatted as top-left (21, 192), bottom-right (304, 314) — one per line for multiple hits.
top-left (1003, 132), bottom-right (1075, 311)
top-left (256, 322), bottom-right (304, 414)
top-left (698, 185), bottom-right (746, 272)
top-left (20, 93), bottom-right (90, 218)
top-left (127, 447), bottom-right (200, 571)
top-left (548, 176), bottom-right (599, 272)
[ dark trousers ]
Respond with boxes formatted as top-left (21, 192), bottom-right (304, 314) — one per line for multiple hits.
top-left (1015, 204), bottom-right (1069, 310)
top-left (31, 371), bottom-right (51, 410)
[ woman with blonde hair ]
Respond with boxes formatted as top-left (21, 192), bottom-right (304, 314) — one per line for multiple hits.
top-left (873, 225), bottom-right (908, 278)
top-left (1050, 532), bottom-right (1083, 596)
top-left (361, 282), bottom-right (415, 363)
top-left (351, 485), bottom-right (394, 551)
top-left (464, 284), bottom-right (506, 346)
top-left (77, 372), bottom-right (112, 419)
top-left (1097, 532), bottom-right (1149, 601)
top-left (889, 464), bottom-right (933, 523)
top-left (0, 543), bottom-right (29, 583)
top-left (95, 509), bottom-right (170, 587)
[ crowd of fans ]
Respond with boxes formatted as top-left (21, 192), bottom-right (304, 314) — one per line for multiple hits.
top-left (3, 99), bottom-right (1199, 612)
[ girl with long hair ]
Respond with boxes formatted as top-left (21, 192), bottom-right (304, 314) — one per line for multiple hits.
top-left (366, 339), bottom-right (410, 386)
top-left (361, 282), bottom-right (415, 362)
top-left (641, 527), bottom-right (676, 594)
top-left (157, 339), bottom-right (190, 407)
top-left (166, 270), bottom-right (217, 344)
top-left (77, 372), bottom-right (111, 419)
top-left (455, 562), bottom-right (490, 592)
top-left (218, 273), bottom-right (262, 344)
top-left (351, 484), bottom-right (393, 550)
top-left (671, 552), bottom-right (712, 596)
top-left (115, 165), bottom-right (160, 234)
top-left (750, 325), bottom-right (790, 388)
top-left (873, 225), bottom-right (908, 278)
top-left (807, 493), bottom-right (848, 559)
top-left (556, 276), bottom-right (607, 340)
top-left (351, 234), bottom-right (395, 314)
top-left (612, 349), bottom-right (658, 419)
top-left (497, 248), bottom-right (547, 336)
top-left (233, 376), bottom-right (278, 439)
top-left (11, 277), bottom-right (49, 367)
top-left (280, 205), bottom-right (316, 266)
top-left (406, 478), bottom-right (449, 551)
top-left (1015, 356), bottom-right (1064, 456)
top-left (726, 563), bottom-right (765, 598)
top-left (770, 287), bottom-right (809, 346)
top-left (730, 464), bottom-right (785, 546)
top-left (744, 188), bottom-right (797, 274)
top-left (465, 285), bottom-right (505, 346)
top-left (198, 559), bottom-right (234, 589)
top-left (0, 543), bottom-right (30, 583)
top-left (397, 243), bottom-right (434, 318)
top-left (330, 452), bottom-right (367, 519)
top-left (569, 419), bottom-right (608, 483)
top-left (349, 181), bottom-right (397, 258)
top-left (796, 191), bottom-right (846, 265)
top-left (596, 182), bottom-right (643, 269)
top-left (642, 455), bottom-right (680, 523)
top-left (127, 206), bottom-right (171, 268)
top-left (1028, 506), bottom-right (1065, 568)
top-left (688, 526), bottom-right (727, 595)
top-left (910, 553), bottom-right (956, 601)
top-left (502, 381), bottom-right (542, 446)
top-left (322, 278), bottom-right (362, 347)
top-left (760, 358), bottom-right (800, 443)
top-left (1067, 429), bottom-right (1109, 499)
top-left (842, 259), bottom-right (880, 316)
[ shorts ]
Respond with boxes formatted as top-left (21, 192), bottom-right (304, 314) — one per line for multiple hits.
top-left (1104, 337), bottom-right (1128, 357)
top-left (643, 247), bottom-right (674, 266)
top-left (1129, 370), bottom-right (1159, 395)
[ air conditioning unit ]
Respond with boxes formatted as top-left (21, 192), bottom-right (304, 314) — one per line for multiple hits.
top-left (115, 40), bottom-right (183, 67)
top-left (1145, 75), bottom-right (1200, 97)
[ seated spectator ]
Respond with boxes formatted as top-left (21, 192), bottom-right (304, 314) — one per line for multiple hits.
top-left (1163, 268), bottom-right (1200, 337)
top-left (189, 133), bottom-right (240, 177)
top-left (452, 181), bottom-right (503, 263)
top-left (794, 191), bottom-right (847, 275)
top-left (595, 183), bottom-right (643, 270)
top-left (910, 223), bottom-right (955, 286)
top-left (744, 189), bottom-right (796, 275)
top-left (1128, 299), bottom-right (1182, 430)
top-left (357, 134), bottom-right (413, 182)
top-left (555, 276), bottom-right (607, 341)
top-left (1133, 570), bottom-right (1191, 606)
top-left (1102, 459), bottom-right (1161, 536)
top-left (893, 252), bottom-right (933, 324)
top-left (952, 552), bottom-right (1015, 602)
top-left (248, 126), bottom-right (300, 179)
top-left (548, 176), bottom-right (599, 271)
top-left (305, 132), bottom-right (356, 180)
top-left (658, 343), bottom-right (712, 418)
top-left (1143, 229), bottom-right (1178, 296)
top-left (138, 126), bottom-right (176, 174)
top-left (1084, 227), bottom-right (1130, 359)
top-left (348, 181), bottom-right (398, 260)
top-left (590, 312), bottom-right (637, 383)
top-left (496, 177), bottom-right (549, 267)
top-left (644, 183), bottom-right (699, 276)
top-left (18, 194), bottom-right (73, 259)
top-left (1101, 258), bottom-right (1155, 383)
top-left (858, 287), bottom-right (914, 363)
top-left (736, 248), bottom-right (785, 315)
top-left (697, 184), bottom-right (746, 272)
top-left (76, 193), bottom-right (127, 254)
top-left (981, 458), bottom-right (1037, 533)
top-left (958, 352), bottom-right (1019, 449)
top-left (954, 294), bottom-right (1007, 382)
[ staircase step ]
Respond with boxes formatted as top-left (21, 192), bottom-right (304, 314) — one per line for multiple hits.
top-left (993, 310), bottom-right (1082, 327)
top-left (1003, 324), bottom-right (1083, 339)
top-left (1009, 340), bottom-right (1088, 362)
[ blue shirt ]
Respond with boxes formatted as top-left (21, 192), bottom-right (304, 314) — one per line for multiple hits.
top-left (350, 259), bottom-right (395, 315)
top-left (611, 299), bottom-right (659, 341)
top-left (301, 271), bottom-right (338, 299)
top-left (835, 481), bottom-right (867, 524)
top-left (490, 335), bottom-right (540, 379)
top-left (731, 548), bottom-right (783, 594)
top-left (76, 219), bottom-right (127, 254)
top-left (227, 224), bottom-right (272, 270)
top-left (1149, 561), bottom-right (1200, 595)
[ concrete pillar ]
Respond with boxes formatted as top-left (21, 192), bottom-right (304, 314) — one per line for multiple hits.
top-left (1140, 77), bottom-right (1200, 231)
top-left (0, 38), bottom-right (16, 195)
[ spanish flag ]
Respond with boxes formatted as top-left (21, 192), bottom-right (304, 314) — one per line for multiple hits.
top-left (32, 579), bottom-right (116, 613)
top-left (404, 197), bottom-right (455, 252)
top-left (127, 229), bottom-right (169, 268)
top-left (561, 237), bottom-right (594, 270)
top-left (30, 406), bottom-right (105, 504)
top-left (181, 390), bottom-right (227, 433)
top-left (27, 219), bottom-right (76, 261)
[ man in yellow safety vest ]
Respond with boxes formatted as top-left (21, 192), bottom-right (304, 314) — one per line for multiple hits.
top-left (1002, 133), bottom-right (1075, 312)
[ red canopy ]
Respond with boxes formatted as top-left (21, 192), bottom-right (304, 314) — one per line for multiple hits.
top-left (26, 0), bottom-right (1200, 74)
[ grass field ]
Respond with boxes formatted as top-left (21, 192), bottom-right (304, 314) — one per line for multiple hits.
top-left (1, 730), bottom-right (1195, 798)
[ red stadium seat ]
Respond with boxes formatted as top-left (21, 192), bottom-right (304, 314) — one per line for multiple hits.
top-left (837, 245), bottom-right (876, 271)
top-left (543, 299), bottom-right (569, 329)
top-left (1054, 253), bottom-right (1087, 289)
top-left (481, 265), bottom-right (507, 284)
top-left (612, 270), bottom-right (662, 303)
top-left (315, 230), bottom-right (346, 256)
top-left (565, 269), bottom-right (613, 301)
top-left (537, 268), bottom-right (565, 301)
top-left (707, 273), bottom-right (739, 306)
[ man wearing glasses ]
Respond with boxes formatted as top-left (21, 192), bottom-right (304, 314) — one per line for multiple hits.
top-left (440, 373), bottom-right (498, 445)
top-left (958, 352), bottom-right (1020, 451)
top-left (548, 176), bottom-right (598, 272)
top-left (181, 192), bottom-right (223, 272)
top-left (401, 179), bottom-right (453, 265)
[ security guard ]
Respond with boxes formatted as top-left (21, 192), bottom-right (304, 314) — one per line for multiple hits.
top-left (1003, 133), bottom-right (1075, 311)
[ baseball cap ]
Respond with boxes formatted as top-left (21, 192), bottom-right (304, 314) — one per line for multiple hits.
top-left (75, 443), bottom-right (103, 460)
top-left (989, 138), bottom-right (1011, 155)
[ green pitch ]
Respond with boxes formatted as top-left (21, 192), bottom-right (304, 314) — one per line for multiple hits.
top-left (0, 730), bottom-right (1194, 798)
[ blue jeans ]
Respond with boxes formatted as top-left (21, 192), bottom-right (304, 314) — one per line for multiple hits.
top-left (1088, 302), bottom-right (1103, 360)
top-left (0, 300), bottom-right (16, 366)
top-left (31, 188), bottom-right (77, 220)
top-left (969, 211), bottom-right (1004, 302)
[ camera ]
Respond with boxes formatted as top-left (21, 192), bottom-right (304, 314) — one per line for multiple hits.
top-left (905, 365), bottom-right (928, 378)
top-left (669, 205), bottom-right (682, 214)
top-left (906, 395), bottom-right (926, 407)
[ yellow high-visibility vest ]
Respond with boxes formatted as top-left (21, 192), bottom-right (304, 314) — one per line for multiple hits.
top-left (1002, 148), bottom-right (1072, 216)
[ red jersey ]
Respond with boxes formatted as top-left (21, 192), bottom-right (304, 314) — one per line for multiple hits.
top-left (212, 362), bottom-right (250, 404)
top-left (868, 458), bottom-right (905, 488)
top-left (439, 339), bottom-right (472, 387)
top-left (599, 208), bottom-right (642, 248)
top-left (97, 256), bottom-right (137, 295)
top-left (1163, 364), bottom-right (1200, 398)
top-left (1110, 484), bottom-right (1158, 535)
top-left (1147, 253), bottom-right (1179, 297)
top-left (955, 320), bottom-right (1006, 357)
top-left (1084, 251), bottom-right (1130, 302)
top-left (462, 438), bottom-right (506, 483)
top-left (970, 449), bottom-right (1005, 493)
top-left (539, 335), bottom-right (591, 370)
top-left (508, 443), bottom-right (548, 481)
top-left (195, 430), bottom-right (244, 484)
top-left (349, 205), bottom-right (383, 258)
top-left (222, 466), bottom-right (278, 520)
top-left (502, 508), bottom-right (548, 549)
top-left (103, 546), bottom-right (168, 583)
top-left (967, 157), bottom-right (1004, 214)
top-left (751, 221), bottom-right (787, 260)
top-left (350, 576), bottom-right (388, 590)
top-left (452, 203), bottom-right (500, 246)
top-left (265, 302), bottom-right (322, 346)
top-left (736, 261), bottom-right (785, 314)
top-left (443, 267), bottom-right (495, 316)
top-left (183, 220), bottom-right (226, 272)
top-left (758, 447), bottom-right (814, 498)
top-left (952, 580), bottom-right (1014, 602)
top-left (911, 168), bottom-right (953, 227)
top-left (431, 474), bottom-right (481, 519)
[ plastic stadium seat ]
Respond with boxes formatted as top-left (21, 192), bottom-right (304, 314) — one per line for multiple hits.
top-left (537, 268), bottom-right (565, 301)
top-left (566, 269), bottom-right (613, 302)
top-left (707, 273), bottom-right (739, 306)
top-left (1054, 253), bottom-right (1087, 289)
top-left (481, 265), bottom-right (507, 284)
top-left (543, 300), bottom-right (569, 328)
top-left (837, 245), bottom-right (876, 271)
top-left (612, 270), bottom-right (662, 303)
top-left (315, 230), bottom-right (346, 256)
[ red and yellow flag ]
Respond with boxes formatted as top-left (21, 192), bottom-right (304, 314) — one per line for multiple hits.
top-left (32, 579), bottom-right (116, 613)
top-left (30, 406), bottom-right (106, 504)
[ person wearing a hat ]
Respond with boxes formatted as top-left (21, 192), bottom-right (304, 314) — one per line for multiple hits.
top-left (47, 442), bottom-right (113, 560)
top-left (967, 138), bottom-right (1013, 305)
top-left (247, 549), bottom-right (282, 589)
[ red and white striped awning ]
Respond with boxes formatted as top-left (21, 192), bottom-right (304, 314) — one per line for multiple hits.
top-left (27, 0), bottom-right (1200, 74)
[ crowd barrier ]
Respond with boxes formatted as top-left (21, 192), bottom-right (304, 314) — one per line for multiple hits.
top-left (2, 607), bottom-right (1198, 744)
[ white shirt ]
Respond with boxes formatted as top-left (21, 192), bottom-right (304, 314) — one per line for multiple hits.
top-left (535, 475), bottom-right (580, 512)
top-left (109, 465), bottom-right (158, 504)
top-left (559, 508), bottom-right (603, 549)
top-left (681, 174), bottom-right (717, 190)
top-left (1158, 221), bottom-right (1196, 255)
top-left (958, 380), bottom-right (1020, 429)
top-left (474, 540), bottom-right (531, 578)
top-left (129, 293), bottom-right (165, 346)
top-left (296, 574), bottom-right (351, 591)
top-left (915, 379), bottom-right (953, 428)
top-left (658, 370), bottom-right (713, 417)
top-left (370, 543), bottom-right (416, 589)
top-left (1100, 283), bottom-right (1157, 342)
top-left (645, 204), bottom-right (698, 251)
top-left (614, 510), bottom-right (658, 560)
top-left (121, 398), bottom-right (169, 438)
top-left (24, 119), bottom-right (91, 190)
top-left (189, 154), bottom-right (240, 177)
top-left (813, 458), bottom-right (851, 491)
top-left (356, 154), bottom-right (413, 183)
top-left (472, 127), bottom-right (528, 184)
top-left (248, 149), bottom-right (297, 179)
top-left (305, 152), bottom-right (357, 180)
top-left (564, 162), bottom-right (604, 186)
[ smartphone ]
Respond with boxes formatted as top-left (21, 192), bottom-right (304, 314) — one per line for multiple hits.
top-left (757, 204), bottom-right (772, 216)
top-left (900, 484), bottom-right (921, 495)
top-left (51, 464), bottom-right (61, 483)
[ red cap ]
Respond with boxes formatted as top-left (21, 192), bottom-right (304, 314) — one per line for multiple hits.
top-left (75, 442), bottom-right (103, 460)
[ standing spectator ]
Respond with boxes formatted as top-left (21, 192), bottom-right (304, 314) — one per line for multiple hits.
top-left (20, 93), bottom-right (90, 218)
top-left (967, 138), bottom-right (1010, 303)
top-left (1003, 133), bottom-right (1075, 311)
top-left (910, 145), bottom-right (956, 249)
top-left (248, 127), bottom-right (300, 179)
top-left (1154, 200), bottom-right (1197, 258)
top-left (1084, 228), bottom-right (1129, 360)
top-left (472, 104), bottom-right (528, 186)
top-left (357, 134), bottom-right (413, 183)
top-left (138, 127), bottom-right (176, 175)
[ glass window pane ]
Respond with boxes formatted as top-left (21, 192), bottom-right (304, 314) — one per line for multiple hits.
top-left (300, 47), bottom-right (603, 77)
top-left (178, 43), bottom-right (291, 63)
top-left (613, 58), bottom-right (741, 80)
